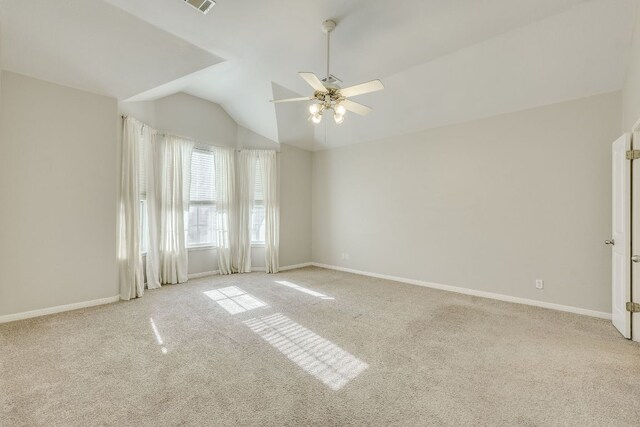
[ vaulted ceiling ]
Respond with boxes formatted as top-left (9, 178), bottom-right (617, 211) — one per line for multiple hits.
top-left (1, 0), bottom-right (638, 150)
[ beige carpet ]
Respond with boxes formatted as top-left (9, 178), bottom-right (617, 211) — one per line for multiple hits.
top-left (1, 266), bottom-right (640, 426)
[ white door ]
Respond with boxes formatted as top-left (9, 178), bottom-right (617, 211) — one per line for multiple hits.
top-left (632, 131), bottom-right (640, 342)
top-left (611, 133), bottom-right (631, 339)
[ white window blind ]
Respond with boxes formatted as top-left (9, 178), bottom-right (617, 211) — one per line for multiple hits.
top-left (254, 159), bottom-right (264, 202)
top-left (190, 149), bottom-right (215, 202)
top-left (251, 159), bottom-right (266, 244)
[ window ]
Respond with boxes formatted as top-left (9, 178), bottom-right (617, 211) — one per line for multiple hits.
top-left (139, 140), bottom-right (149, 253)
top-left (251, 160), bottom-right (266, 244)
top-left (188, 148), bottom-right (216, 247)
top-left (140, 199), bottom-right (148, 253)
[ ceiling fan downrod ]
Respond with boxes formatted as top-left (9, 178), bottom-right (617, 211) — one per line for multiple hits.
top-left (321, 20), bottom-right (336, 83)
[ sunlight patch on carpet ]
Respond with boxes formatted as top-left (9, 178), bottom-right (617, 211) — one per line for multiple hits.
top-left (274, 280), bottom-right (334, 300)
top-left (149, 318), bottom-right (168, 354)
top-left (244, 313), bottom-right (368, 390)
top-left (204, 286), bottom-right (268, 314)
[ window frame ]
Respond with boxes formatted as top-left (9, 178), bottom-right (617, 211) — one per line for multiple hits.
top-left (139, 146), bottom-right (269, 252)
top-left (186, 147), bottom-right (217, 249)
top-left (251, 159), bottom-right (266, 245)
top-left (250, 199), bottom-right (266, 246)
top-left (186, 200), bottom-right (216, 249)
top-left (140, 198), bottom-right (148, 254)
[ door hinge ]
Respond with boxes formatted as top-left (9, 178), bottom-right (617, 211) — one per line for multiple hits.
top-left (626, 150), bottom-right (640, 160)
top-left (626, 302), bottom-right (640, 312)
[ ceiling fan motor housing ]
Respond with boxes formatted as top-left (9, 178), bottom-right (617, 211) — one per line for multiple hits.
top-left (321, 19), bottom-right (336, 34)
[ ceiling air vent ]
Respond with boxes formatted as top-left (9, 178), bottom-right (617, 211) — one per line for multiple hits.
top-left (184, 0), bottom-right (215, 15)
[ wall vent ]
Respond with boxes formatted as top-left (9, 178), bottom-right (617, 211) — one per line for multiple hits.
top-left (184, 0), bottom-right (216, 15)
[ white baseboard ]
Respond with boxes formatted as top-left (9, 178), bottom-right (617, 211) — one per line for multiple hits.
top-left (242, 263), bottom-right (314, 273)
top-left (187, 263), bottom-right (312, 277)
top-left (0, 295), bottom-right (121, 324)
top-left (311, 263), bottom-right (612, 320)
top-left (7, 262), bottom-right (599, 324)
top-left (279, 262), bottom-right (313, 272)
top-left (188, 270), bottom-right (220, 279)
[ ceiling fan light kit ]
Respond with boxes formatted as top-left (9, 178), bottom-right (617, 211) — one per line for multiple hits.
top-left (270, 19), bottom-right (384, 126)
top-left (307, 87), bottom-right (347, 124)
top-left (183, 0), bottom-right (216, 15)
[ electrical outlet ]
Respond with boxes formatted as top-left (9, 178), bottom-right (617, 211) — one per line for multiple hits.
top-left (535, 279), bottom-right (544, 290)
top-left (344, 253), bottom-right (349, 260)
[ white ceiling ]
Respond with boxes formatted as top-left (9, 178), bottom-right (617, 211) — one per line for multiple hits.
top-left (0, 0), bottom-right (222, 100)
top-left (1, 0), bottom-right (638, 149)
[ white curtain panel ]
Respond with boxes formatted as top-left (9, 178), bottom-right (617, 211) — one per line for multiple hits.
top-left (146, 134), bottom-right (194, 286)
top-left (214, 147), bottom-right (237, 275)
top-left (237, 150), bottom-right (257, 273)
top-left (117, 117), bottom-right (146, 300)
top-left (237, 149), bottom-right (280, 274)
top-left (142, 129), bottom-right (159, 289)
top-left (257, 150), bottom-right (280, 273)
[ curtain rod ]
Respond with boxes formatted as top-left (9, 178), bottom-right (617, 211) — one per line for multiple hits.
top-left (121, 114), bottom-right (278, 153)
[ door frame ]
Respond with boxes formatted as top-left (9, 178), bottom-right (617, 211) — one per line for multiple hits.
top-left (632, 119), bottom-right (640, 341)
top-left (612, 133), bottom-right (631, 338)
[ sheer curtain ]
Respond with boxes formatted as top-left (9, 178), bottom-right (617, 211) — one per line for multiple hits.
top-left (214, 147), bottom-right (237, 274)
top-left (237, 150), bottom-right (257, 273)
top-left (257, 150), bottom-right (280, 273)
top-left (117, 117), bottom-right (146, 300)
top-left (146, 134), bottom-right (194, 287)
top-left (237, 149), bottom-right (279, 274)
top-left (119, 115), bottom-right (280, 298)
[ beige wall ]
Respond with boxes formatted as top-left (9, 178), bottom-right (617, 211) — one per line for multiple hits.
top-left (5, 68), bottom-right (622, 317)
top-left (280, 144), bottom-right (312, 266)
top-left (623, 4), bottom-right (640, 131)
top-left (312, 92), bottom-right (622, 314)
top-left (237, 126), bottom-right (280, 151)
top-left (0, 71), bottom-right (118, 316)
top-left (155, 93), bottom-right (238, 147)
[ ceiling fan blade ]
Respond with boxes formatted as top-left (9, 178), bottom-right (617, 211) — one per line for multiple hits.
top-left (270, 96), bottom-right (313, 104)
top-left (299, 72), bottom-right (328, 93)
top-left (341, 99), bottom-right (372, 116)
top-left (339, 80), bottom-right (384, 98)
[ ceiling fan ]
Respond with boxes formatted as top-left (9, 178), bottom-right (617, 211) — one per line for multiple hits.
top-left (270, 19), bottom-right (384, 125)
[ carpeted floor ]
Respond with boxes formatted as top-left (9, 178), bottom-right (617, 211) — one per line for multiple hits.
top-left (2, 266), bottom-right (640, 426)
